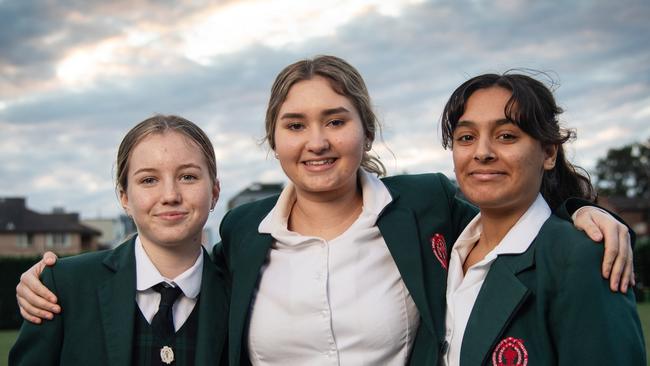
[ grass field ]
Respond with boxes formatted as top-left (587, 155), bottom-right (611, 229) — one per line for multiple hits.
top-left (1, 305), bottom-right (649, 365)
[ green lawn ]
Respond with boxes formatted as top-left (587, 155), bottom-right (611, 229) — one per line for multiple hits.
top-left (0, 330), bottom-right (17, 366)
top-left (0, 305), bottom-right (649, 365)
top-left (639, 302), bottom-right (650, 364)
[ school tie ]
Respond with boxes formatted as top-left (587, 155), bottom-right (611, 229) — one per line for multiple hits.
top-left (152, 283), bottom-right (183, 339)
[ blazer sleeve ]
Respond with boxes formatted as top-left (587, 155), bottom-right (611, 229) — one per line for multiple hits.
top-left (548, 236), bottom-right (646, 364)
top-left (9, 267), bottom-right (63, 366)
top-left (436, 173), bottom-right (478, 236)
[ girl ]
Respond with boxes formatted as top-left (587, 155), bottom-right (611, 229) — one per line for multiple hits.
top-left (16, 58), bottom-right (634, 366)
top-left (10, 115), bottom-right (228, 365)
top-left (440, 73), bottom-right (645, 365)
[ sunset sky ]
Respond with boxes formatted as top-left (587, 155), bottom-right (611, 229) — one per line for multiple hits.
top-left (1, 0), bottom-right (649, 234)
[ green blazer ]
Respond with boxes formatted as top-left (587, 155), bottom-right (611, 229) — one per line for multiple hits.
top-left (215, 173), bottom-right (478, 366)
top-left (460, 215), bottom-right (646, 365)
top-left (9, 237), bottom-right (229, 366)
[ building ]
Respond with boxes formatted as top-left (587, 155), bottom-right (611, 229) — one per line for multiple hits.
top-left (82, 215), bottom-right (137, 249)
top-left (599, 195), bottom-right (650, 237)
top-left (227, 182), bottom-right (284, 210)
top-left (0, 197), bottom-right (101, 256)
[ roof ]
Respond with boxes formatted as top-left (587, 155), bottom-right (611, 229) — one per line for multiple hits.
top-left (600, 196), bottom-right (650, 211)
top-left (0, 197), bottom-right (101, 235)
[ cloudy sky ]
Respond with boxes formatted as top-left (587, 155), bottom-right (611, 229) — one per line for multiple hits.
top-left (1, 0), bottom-right (649, 235)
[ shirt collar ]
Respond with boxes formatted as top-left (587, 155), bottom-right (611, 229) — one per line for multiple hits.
top-left (258, 169), bottom-right (392, 237)
top-left (134, 236), bottom-right (204, 299)
top-left (453, 193), bottom-right (551, 263)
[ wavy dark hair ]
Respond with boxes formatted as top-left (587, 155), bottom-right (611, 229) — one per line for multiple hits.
top-left (440, 72), bottom-right (595, 210)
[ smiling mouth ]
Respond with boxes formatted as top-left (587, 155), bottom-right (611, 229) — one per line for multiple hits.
top-left (469, 171), bottom-right (506, 181)
top-left (303, 158), bottom-right (336, 166)
top-left (156, 212), bottom-right (188, 221)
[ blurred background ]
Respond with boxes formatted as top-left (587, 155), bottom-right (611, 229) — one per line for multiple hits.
top-left (1, 0), bottom-right (648, 362)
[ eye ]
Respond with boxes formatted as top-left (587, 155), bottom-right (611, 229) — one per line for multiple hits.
top-left (454, 133), bottom-right (475, 144)
top-left (140, 177), bottom-right (157, 185)
top-left (180, 174), bottom-right (198, 182)
top-left (497, 132), bottom-right (518, 142)
top-left (287, 122), bottom-right (304, 131)
top-left (327, 119), bottom-right (345, 127)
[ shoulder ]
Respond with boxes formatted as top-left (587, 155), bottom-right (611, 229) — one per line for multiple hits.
top-left (220, 194), bottom-right (279, 233)
top-left (49, 240), bottom-right (130, 279)
top-left (382, 173), bottom-right (456, 197)
top-left (534, 215), bottom-right (606, 278)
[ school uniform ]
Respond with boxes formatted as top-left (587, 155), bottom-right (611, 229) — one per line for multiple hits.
top-left (9, 236), bottom-right (229, 366)
top-left (445, 195), bottom-right (646, 365)
top-left (215, 172), bottom-right (478, 366)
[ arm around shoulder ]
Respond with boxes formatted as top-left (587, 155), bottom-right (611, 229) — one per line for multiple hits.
top-left (9, 267), bottom-right (63, 365)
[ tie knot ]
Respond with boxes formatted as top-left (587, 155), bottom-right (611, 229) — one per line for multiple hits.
top-left (153, 283), bottom-right (183, 307)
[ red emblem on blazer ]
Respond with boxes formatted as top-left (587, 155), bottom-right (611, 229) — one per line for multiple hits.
top-left (430, 233), bottom-right (448, 270)
top-left (492, 337), bottom-right (528, 366)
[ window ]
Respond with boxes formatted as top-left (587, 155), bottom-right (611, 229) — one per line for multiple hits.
top-left (46, 233), bottom-right (71, 248)
top-left (16, 234), bottom-right (33, 248)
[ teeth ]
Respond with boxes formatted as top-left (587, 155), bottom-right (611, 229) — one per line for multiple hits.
top-left (305, 159), bottom-right (334, 166)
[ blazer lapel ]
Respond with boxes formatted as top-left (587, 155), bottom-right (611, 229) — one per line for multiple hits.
top-left (377, 200), bottom-right (435, 336)
top-left (459, 247), bottom-right (535, 366)
top-left (97, 238), bottom-right (137, 366)
top-left (195, 248), bottom-right (228, 365)
top-left (229, 230), bottom-right (274, 366)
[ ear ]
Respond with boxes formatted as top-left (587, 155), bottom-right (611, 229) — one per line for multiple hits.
top-left (119, 189), bottom-right (130, 216)
top-left (543, 144), bottom-right (559, 171)
top-left (211, 179), bottom-right (221, 209)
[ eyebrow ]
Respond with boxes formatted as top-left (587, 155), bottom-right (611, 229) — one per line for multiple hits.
top-left (132, 163), bottom-right (203, 176)
top-left (456, 118), bottom-right (512, 128)
top-left (279, 106), bottom-right (350, 120)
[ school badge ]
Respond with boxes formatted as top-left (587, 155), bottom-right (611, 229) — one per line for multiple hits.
top-left (160, 345), bottom-right (175, 364)
top-left (492, 336), bottom-right (528, 366)
top-left (430, 233), bottom-right (448, 270)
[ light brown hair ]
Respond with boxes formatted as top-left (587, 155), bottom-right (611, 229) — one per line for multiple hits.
top-left (116, 115), bottom-right (218, 193)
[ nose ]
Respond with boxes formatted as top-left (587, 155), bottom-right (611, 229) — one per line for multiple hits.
top-left (305, 127), bottom-right (330, 153)
top-left (161, 180), bottom-right (182, 205)
top-left (473, 138), bottom-right (496, 163)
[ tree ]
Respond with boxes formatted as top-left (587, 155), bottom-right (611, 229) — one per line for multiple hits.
top-left (595, 139), bottom-right (650, 198)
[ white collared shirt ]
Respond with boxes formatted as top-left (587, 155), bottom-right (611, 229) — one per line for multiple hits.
top-left (444, 194), bottom-right (551, 366)
top-left (135, 236), bottom-right (203, 331)
top-left (247, 169), bottom-right (420, 366)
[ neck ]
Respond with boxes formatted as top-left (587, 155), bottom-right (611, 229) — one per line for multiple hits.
top-left (477, 203), bottom-right (532, 252)
top-left (140, 237), bottom-right (202, 279)
top-left (289, 181), bottom-right (363, 241)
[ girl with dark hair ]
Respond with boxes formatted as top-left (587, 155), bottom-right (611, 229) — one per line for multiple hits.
top-left (440, 73), bottom-right (645, 365)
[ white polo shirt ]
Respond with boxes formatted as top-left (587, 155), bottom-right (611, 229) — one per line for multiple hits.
top-left (444, 194), bottom-right (551, 366)
top-left (247, 169), bottom-right (420, 366)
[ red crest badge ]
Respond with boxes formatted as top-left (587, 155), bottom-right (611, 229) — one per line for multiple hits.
top-left (492, 337), bottom-right (528, 366)
top-left (430, 233), bottom-right (448, 270)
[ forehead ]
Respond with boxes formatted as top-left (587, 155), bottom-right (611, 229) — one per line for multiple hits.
top-left (128, 131), bottom-right (205, 167)
top-left (280, 75), bottom-right (356, 112)
top-left (461, 86), bottom-right (512, 119)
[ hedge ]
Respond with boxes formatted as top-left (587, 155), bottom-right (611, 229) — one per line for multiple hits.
top-left (0, 256), bottom-right (41, 329)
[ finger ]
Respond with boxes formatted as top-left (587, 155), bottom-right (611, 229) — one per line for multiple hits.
top-left (607, 233), bottom-right (627, 292)
top-left (583, 223), bottom-right (604, 242)
top-left (619, 253), bottom-right (634, 294)
top-left (42, 251), bottom-right (59, 266)
top-left (600, 227), bottom-right (618, 280)
top-left (16, 292), bottom-right (54, 321)
top-left (18, 305), bottom-right (43, 325)
top-left (20, 267), bottom-right (58, 305)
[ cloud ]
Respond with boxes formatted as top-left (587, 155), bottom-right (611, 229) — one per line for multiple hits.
top-left (1, 0), bottom-right (649, 224)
